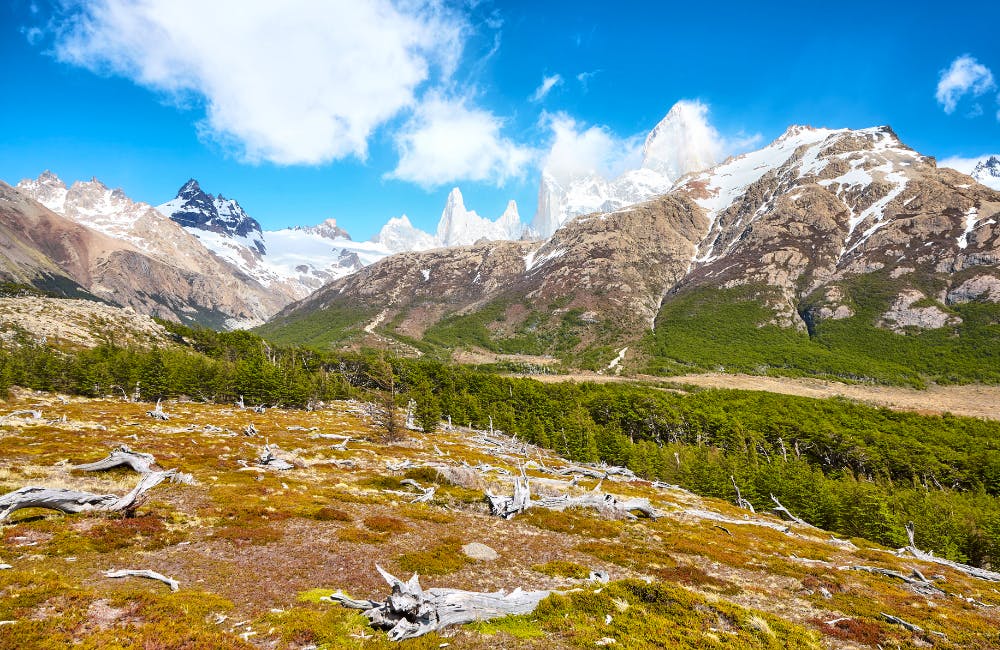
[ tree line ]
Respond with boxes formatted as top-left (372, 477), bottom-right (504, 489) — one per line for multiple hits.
top-left (3, 323), bottom-right (1000, 567)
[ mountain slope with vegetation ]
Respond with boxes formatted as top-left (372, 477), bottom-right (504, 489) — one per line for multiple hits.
top-left (261, 127), bottom-right (1000, 386)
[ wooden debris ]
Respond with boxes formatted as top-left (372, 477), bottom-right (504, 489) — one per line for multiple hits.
top-left (326, 565), bottom-right (554, 640)
top-left (485, 472), bottom-right (660, 520)
top-left (903, 522), bottom-right (1000, 582)
top-left (0, 469), bottom-right (176, 521)
top-left (146, 399), bottom-right (169, 421)
top-left (243, 423), bottom-right (258, 436)
top-left (769, 494), bottom-right (810, 526)
top-left (880, 612), bottom-right (923, 633)
top-left (0, 409), bottom-right (42, 422)
top-left (103, 568), bottom-right (179, 591)
top-left (74, 445), bottom-right (156, 474)
top-left (256, 445), bottom-right (294, 470)
top-left (841, 565), bottom-right (944, 596)
top-left (674, 509), bottom-right (790, 533)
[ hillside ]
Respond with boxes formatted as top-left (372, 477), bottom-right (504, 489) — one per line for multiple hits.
top-left (260, 126), bottom-right (1000, 385)
top-left (2, 392), bottom-right (1000, 648)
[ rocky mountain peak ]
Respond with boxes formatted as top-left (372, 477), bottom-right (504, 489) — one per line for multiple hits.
top-left (973, 156), bottom-right (1000, 189)
top-left (157, 180), bottom-right (265, 254)
top-left (300, 218), bottom-right (352, 241)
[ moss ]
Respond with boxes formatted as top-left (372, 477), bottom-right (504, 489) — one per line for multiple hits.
top-left (395, 536), bottom-right (470, 575)
top-left (521, 507), bottom-right (623, 539)
top-left (531, 560), bottom-right (591, 579)
top-left (363, 515), bottom-right (409, 533)
top-left (338, 527), bottom-right (389, 545)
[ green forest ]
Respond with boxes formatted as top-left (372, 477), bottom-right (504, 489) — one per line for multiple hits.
top-left (3, 322), bottom-right (1000, 570)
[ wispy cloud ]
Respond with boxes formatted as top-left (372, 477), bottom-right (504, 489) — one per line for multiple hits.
top-left (576, 70), bottom-right (600, 92)
top-left (47, 0), bottom-right (467, 166)
top-left (936, 55), bottom-right (996, 115)
top-left (387, 92), bottom-right (534, 188)
top-left (530, 74), bottom-right (563, 102)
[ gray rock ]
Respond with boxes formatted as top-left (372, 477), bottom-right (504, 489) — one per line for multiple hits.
top-left (461, 542), bottom-right (498, 561)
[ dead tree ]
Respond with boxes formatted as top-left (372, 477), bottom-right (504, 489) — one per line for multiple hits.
top-left (0, 409), bottom-right (42, 422)
top-left (74, 445), bottom-right (157, 474)
top-left (0, 470), bottom-right (176, 521)
top-left (841, 565), bottom-right (944, 597)
top-left (485, 472), bottom-right (660, 520)
top-left (769, 494), bottom-right (809, 526)
top-left (903, 522), bottom-right (1000, 582)
top-left (326, 565), bottom-right (554, 640)
top-left (146, 399), bottom-right (169, 421)
top-left (255, 445), bottom-right (294, 470)
top-left (103, 568), bottom-right (179, 591)
top-left (731, 476), bottom-right (755, 513)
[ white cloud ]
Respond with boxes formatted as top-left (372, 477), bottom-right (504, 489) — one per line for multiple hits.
top-left (49, 0), bottom-right (466, 165)
top-left (541, 100), bottom-right (757, 185)
top-left (387, 92), bottom-right (534, 188)
top-left (540, 112), bottom-right (644, 185)
top-left (530, 74), bottom-right (563, 102)
top-left (936, 55), bottom-right (996, 114)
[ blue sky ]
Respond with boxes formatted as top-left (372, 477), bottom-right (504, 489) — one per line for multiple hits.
top-left (2, 1), bottom-right (999, 239)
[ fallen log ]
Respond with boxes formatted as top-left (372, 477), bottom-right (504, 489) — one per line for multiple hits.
top-left (257, 445), bottom-right (294, 470)
top-left (673, 509), bottom-right (790, 533)
top-left (74, 445), bottom-right (157, 474)
top-left (485, 473), bottom-right (660, 520)
top-left (0, 409), bottom-right (42, 422)
top-left (325, 564), bottom-right (554, 640)
top-left (903, 522), bottom-right (1000, 582)
top-left (0, 469), bottom-right (176, 521)
top-left (841, 565), bottom-right (944, 596)
top-left (880, 612), bottom-right (923, 633)
top-left (103, 568), bottom-right (179, 591)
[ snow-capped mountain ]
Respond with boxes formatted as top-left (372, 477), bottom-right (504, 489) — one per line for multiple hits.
top-left (157, 180), bottom-right (395, 298)
top-left (158, 179), bottom-right (266, 254)
top-left (373, 188), bottom-right (523, 251)
top-left (268, 123), bottom-right (1000, 358)
top-left (530, 101), bottom-right (720, 239)
top-left (435, 188), bottom-right (522, 247)
top-left (972, 156), bottom-right (1000, 191)
top-left (12, 173), bottom-right (286, 327)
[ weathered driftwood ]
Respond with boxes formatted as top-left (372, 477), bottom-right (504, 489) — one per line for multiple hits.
top-left (326, 565), bottom-right (554, 640)
top-left (841, 565), bottom-right (944, 596)
top-left (881, 612), bottom-right (923, 633)
top-left (146, 399), bottom-right (169, 421)
top-left (74, 445), bottom-right (157, 474)
top-left (103, 568), bottom-right (179, 591)
top-left (486, 473), bottom-right (660, 520)
top-left (903, 522), bottom-right (1000, 582)
top-left (243, 423), bottom-right (258, 436)
top-left (0, 409), bottom-right (42, 422)
top-left (0, 469), bottom-right (176, 521)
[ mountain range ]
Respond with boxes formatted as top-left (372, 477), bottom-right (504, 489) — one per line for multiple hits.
top-left (3, 111), bottom-right (999, 382)
top-left (261, 125), bottom-right (1000, 383)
